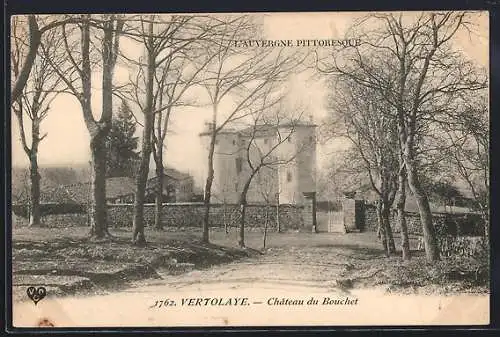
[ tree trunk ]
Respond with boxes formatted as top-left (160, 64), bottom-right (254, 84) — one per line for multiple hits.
top-left (223, 201), bottom-right (229, 234)
top-left (276, 199), bottom-right (281, 233)
top-left (406, 163), bottom-right (440, 262)
top-left (87, 16), bottom-right (120, 240)
top-left (28, 118), bottom-right (42, 227)
top-left (203, 155), bottom-right (214, 243)
top-left (89, 133), bottom-right (108, 239)
top-left (238, 188), bottom-right (248, 248)
top-left (263, 205), bottom-right (269, 249)
top-left (238, 172), bottom-right (256, 248)
top-left (132, 28), bottom-right (155, 246)
top-left (11, 16), bottom-right (41, 105)
top-left (238, 203), bottom-right (246, 248)
top-left (382, 201), bottom-right (396, 254)
top-left (397, 167), bottom-right (410, 260)
top-left (387, 225), bottom-right (396, 254)
top-left (376, 201), bottom-right (388, 255)
top-left (28, 144), bottom-right (41, 227)
top-left (132, 123), bottom-right (152, 245)
top-left (202, 125), bottom-right (217, 243)
top-left (154, 156), bottom-right (163, 230)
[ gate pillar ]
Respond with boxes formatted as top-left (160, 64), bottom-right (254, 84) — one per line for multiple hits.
top-left (303, 192), bottom-right (317, 233)
top-left (342, 197), bottom-right (364, 232)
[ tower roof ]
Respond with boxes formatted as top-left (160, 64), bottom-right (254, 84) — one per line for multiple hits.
top-left (199, 129), bottom-right (239, 137)
top-left (239, 120), bottom-right (317, 137)
top-left (199, 120), bottom-right (317, 138)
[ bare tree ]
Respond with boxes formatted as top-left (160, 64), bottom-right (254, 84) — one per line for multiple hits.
top-left (318, 12), bottom-right (486, 262)
top-left (396, 150), bottom-right (410, 260)
top-left (11, 15), bottom-right (84, 105)
top-left (150, 38), bottom-right (216, 230)
top-left (326, 79), bottom-right (400, 256)
top-left (121, 15), bottom-right (225, 244)
top-left (441, 96), bottom-right (489, 236)
top-left (316, 149), bottom-right (372, 201)
top-left (236, 96), bottom-right (307, 247)
top-left (44, 14), bottom-right (124, 239)
top-left (257, 169), bottom-right (279, 248)
top-left (11, 18), bottom-right (64, 227)
top-left (198, 16), bottom-right (307, 243)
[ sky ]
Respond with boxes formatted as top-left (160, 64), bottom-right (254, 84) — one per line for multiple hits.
top-left (11, 11), bottom-right (489, 188)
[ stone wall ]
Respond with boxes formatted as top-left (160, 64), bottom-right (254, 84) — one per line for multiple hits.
top-left (107, 203), bottom-right (305, 230)
top-left (12, 203), bottom-right (87, 218)
top-left (363, 203), bottom-right (485, 237)
top-left (12, 212), bottom-right (89, 227)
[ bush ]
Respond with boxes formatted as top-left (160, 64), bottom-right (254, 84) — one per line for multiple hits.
top-left (438, 235), bottom-right (489, 259)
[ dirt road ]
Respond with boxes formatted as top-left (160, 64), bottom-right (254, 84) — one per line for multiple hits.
top-left (12, 232), bottom-right (489, 327)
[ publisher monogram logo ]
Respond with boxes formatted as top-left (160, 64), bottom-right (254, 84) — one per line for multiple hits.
top-left (27, 286), bottom-right (47, 305)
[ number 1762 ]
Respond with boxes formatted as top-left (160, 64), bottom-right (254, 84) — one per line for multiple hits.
top-left (149, 299), bottom-right (176, 308)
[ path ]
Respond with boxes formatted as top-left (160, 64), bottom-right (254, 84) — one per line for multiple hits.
top-left (12, 232), bottom-right (489, 327)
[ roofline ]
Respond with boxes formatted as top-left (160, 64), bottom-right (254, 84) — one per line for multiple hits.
top-left (199, 122), bottom-right (317, 137)
top-left (278, 122), bottom-right (317, 128)
top-left (147, 173), bottom-right (192, 181)
top-left (199, 130), bottom-right (238, 137)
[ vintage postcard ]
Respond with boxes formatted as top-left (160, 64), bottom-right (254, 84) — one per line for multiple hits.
top-left (10, 11), bottom-right (489, 328)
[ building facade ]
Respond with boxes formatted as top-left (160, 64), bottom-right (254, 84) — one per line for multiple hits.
top-left (145, 168), bottom-right (195, 203)
top-left (199, 120), bottom-right (317, 205)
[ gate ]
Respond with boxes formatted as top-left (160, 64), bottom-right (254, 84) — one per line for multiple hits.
top-left (316, 200), bottom-right (345, 233)
top-left (327, 211), bottom-right (345, 233)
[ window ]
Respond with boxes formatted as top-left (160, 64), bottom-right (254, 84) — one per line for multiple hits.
top-left (215, 139), bottom-right (219, 145)
top-left (235, 157), bottom-right (242, 173)
top-left (264, 138), bottom-right (268, 144)
top-left (232, 139), bottom-right (236, 145)
top-left (309, 136), bottom-right (314, 142)
top-left (287, 136), bottom-right (292, 143)
top-left (287, 171), bottom-right (292, 182)
top-left (234, 183), bottom-right (238, 191)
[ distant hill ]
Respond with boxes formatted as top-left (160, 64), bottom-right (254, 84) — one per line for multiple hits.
top-left (11, 164), bottom-right (201, 202)
top-left (11, 165), bottom-right (91, 202)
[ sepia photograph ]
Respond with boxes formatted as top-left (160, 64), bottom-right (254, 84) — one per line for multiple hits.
top-left (9, 11), bottom-right (490, 327)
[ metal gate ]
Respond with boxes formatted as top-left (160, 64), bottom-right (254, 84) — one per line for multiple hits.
top-left (327, 211), bottom-right (345, 233)
top-left (316, 200), bottom-right (345, 233)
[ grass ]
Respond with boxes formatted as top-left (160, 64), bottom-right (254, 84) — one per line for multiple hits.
top-left (11, 225), bottom-right (257, 301)
top-left (11, 223), bottom-right (489, 297)
top-left (336, 234), bottom-right (490, 294)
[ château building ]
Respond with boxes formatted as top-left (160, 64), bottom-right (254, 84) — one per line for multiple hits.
top-left (199, 119), bottom-right (317, 205)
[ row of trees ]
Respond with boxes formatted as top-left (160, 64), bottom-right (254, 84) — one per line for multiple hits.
top-left (319, 12), bottom-right (488, 262)
top-left (11, 14), bottom-right (308, 247)
top-left (11, 12), bottom-right (488, 260)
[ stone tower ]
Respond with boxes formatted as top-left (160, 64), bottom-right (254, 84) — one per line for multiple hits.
top-left (276, 122), bottom-right (317, 204)
top-left (199, 123), bottom-right (241, 203)
top-left (199, 120), bottom-right (317, 205)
